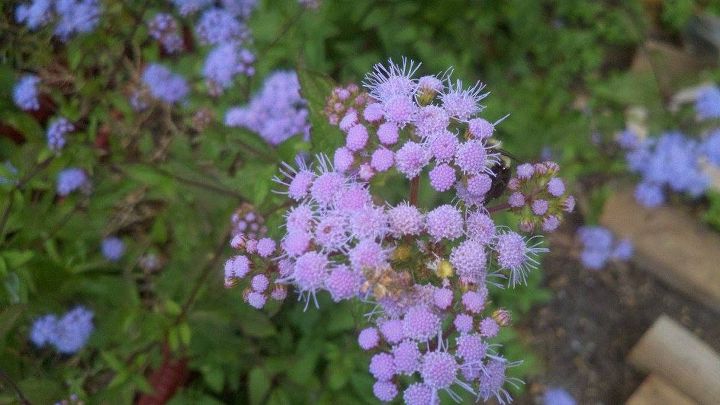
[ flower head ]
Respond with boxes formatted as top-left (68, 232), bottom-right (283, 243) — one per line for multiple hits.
top-left (101, 237), bottom-right (124, 261)
top-left (13, 75), bottom-right (41, 110)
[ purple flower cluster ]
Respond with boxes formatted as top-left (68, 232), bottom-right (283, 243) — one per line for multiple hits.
top-left (203, 41), bottom-right (255, 95)
top-left (696, 85), bottom-right (720, 121)
top-left (577, 226), bottom-right (632, 270)
top-left (195, 8), bottom-right (250, 45)
top-left (148, 13), bottom-right (184, 54)
top-left (16, 0), bottom-right (101, 41)
top-left (543, 387), bottom-right (576, 405)
top-left (56, 168), bottom-right (90, 196)
top-left (172, 0), bottom-right (213, 16)
top-left (30, 306), bottom-right (94, 354)
top-left (223, 59), bottom-right (574, 404)
top-left (54, 0), bottom-right (101, 40)
top-left (141, 64), bottom-right (189, 105)
top-left (101, 237), bottom-right (125, 261)
top-left (13, 75), bottom-right (41, 111)
top-left (621, 130), bottom-right (714, 207)
top-left (46, 117), bottom-right (73, 152)
top-left (506, 162), bottom-right (574, 233)
top-left (172, 0), bottom-right (257, 18)
top-left (230, 203), bottom-right (267, 240)
top-left (225, 70), bottom-right (309, 145)
top-left (220, 0), bottom-right (258, 19)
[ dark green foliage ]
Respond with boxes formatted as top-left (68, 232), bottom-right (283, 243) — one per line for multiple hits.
top-left (1, 0), bottom-right (714, 403)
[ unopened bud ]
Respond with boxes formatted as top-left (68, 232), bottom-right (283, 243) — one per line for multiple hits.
top-left (492, 308), bottom-right (512, 327)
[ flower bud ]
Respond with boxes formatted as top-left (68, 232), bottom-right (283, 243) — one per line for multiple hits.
top-left (492, 308), bottom-right (512, 327)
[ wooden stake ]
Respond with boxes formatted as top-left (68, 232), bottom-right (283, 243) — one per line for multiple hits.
top-left (628, 315), bottom-right (720, 405)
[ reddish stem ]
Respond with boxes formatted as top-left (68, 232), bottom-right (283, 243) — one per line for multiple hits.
top-left (409, 176), bottom-right (420, 206)
top-left (486, 202), bottom-right (510, 213)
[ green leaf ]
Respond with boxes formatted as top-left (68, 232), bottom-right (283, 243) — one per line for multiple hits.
top-left (201, 365), bottom-right (225, 393)
top-left (2, 250), bottom-right (34, 268)
top-left (18, 378), bottom-right (64, 404)
top-left (3, 273), bottom-right (22, 304)
top-left (101, 351), bottom-right (125, 371)
top-left (288, 348), bottom-right (319, 385)
top-left (164, 299), bottom-right (182, 316)
top-left (266, 388), bottom-right (291, 405)
top-left (248, 367), bottom-right (271, 405)
top-left (2, 111), bottom-right (44, 142)
top-left (297, 68), bottom-right (344, 155)
top-left (0, 304), bottom-right (25, 340)
top-left (238, 310), bottom-right (277, 337)
top-left (178, 322), bottom-right (192, 346)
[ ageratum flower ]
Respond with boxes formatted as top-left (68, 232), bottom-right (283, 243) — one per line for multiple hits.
top-left (46, 117), bottom-right (73, 152)
top-left (225, 71), bottom-right (309, 145)
top-left (577, 226), bottom-right (632, 270)
top-left (141, 64), bottom-right (189, 104)
top-left (148, 13), bottom-right (184, 54)
top-left (195, 8), bottom-right (249, 45)
top-left (543, 387), bottom-right (576, 405)
top-left (172, 0), bottom-right (212, 16)
top-left (221, 0), bottom-right (257, 19)
top-left (15, 0), bottom-right (53, 30)
top-left (203, 42), bottom-right (254, 95)
top-left (54, 0), bottom-right (102, 41)
top-left (696, 85), bottom-right (720, 121)
top-left (223, 58), bottom-right (575, 404)
top-left (623, 132), bottom-right (710, 207)
top-left (56, 168), bottom-right (89, 196)
top-left (13, 75), bottom-right (41, 111)
top-left (29, 307), bottom-right (94, 354)
top-left (101, 237), bottom-right (125, 261)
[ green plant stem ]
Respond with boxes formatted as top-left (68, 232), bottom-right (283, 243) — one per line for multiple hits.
top-left (0, 156), bottom-right (55, 244)
top-left (487, 202), bottom-right (510, 213)
top-left (0, 368), bottom-right (31, 405)
top-left (174, 225), bottom-right (233, 326)
top-left (256, 8), bottom-right (305, 58)
top-left (118, 163), bottom-right (245, 200)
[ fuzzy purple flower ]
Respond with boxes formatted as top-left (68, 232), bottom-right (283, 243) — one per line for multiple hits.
top-left (101, 237), bottom-right (124, 261)
top-left (46, 117), bottom-right (73, 152)
top-left (13, 75), bottom-right (41, 110)
top-left (142, 64), bottom-right (189, 104)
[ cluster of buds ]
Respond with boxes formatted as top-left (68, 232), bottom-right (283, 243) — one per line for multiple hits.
top-left (192, 108), bottom-right (214, 132)
top-left (507, 161), bottom-right (575, 233)
top-left (224, 59), bottom-right (574, 404)
top-left (323, 83), bottom-right (370, 126)
top-left (225, 233), bottom-right (286, 306)
top-left (230, 203), bottom-right (267, 240)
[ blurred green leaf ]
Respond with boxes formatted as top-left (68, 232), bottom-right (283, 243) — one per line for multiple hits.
top-left (248, 367), bottom-right (271, 405)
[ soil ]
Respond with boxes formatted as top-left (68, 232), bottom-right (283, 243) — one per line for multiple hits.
top-left (515, 221), bottom-right (720, 405)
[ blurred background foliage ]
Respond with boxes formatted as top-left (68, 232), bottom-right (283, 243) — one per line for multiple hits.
top-left (1, 0), bottom-right (719, 403)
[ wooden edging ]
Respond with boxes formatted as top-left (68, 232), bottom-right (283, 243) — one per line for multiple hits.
top-left (626, 374), bottom-right (697, 405)
top-left (627, 315), bottom-right (720, 405)
top-left (600, 189), bottom-right (720, 313)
